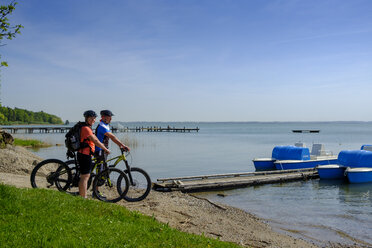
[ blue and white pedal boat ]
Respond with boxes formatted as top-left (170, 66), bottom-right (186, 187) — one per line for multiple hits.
top-left (273, 144), bottom-right (337, 170)
top-left (317, 146), bottom-right (372, 182)
top-left (345, 167), bottom-right (372, 183)
top-left (252, 144), bottom-right (306, 171)
top-left (253, 143), bottom-right (337, 171)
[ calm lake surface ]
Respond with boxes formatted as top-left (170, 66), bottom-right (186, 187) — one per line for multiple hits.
top-left (10, 122), bottom-right (372, 246)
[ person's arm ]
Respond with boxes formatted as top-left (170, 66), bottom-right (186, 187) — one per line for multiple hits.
top-left (88, 134), bottom-right (110, 154)
top-left (105, 132), bottom-right (130, 151)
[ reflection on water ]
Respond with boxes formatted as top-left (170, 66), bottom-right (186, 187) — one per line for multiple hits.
top-left (341, 183), bottom-right (371, 204)
top-left (10, 122), bottom-right (372, 246)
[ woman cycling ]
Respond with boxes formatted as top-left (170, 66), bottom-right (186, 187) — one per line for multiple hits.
top-left (78, 110), bottom-right (110, 198)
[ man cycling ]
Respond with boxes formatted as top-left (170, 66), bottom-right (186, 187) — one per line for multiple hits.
top-left (94, 110), bottom-right (130, 167)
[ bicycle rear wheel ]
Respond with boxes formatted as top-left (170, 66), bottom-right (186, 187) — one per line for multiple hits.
top-left (30, 159), bottom-right (72, 191)
top-left (62, 160), bottom-right (94, 195)
top-left (118, 167), bottom-right (151, 202)
top-left (92, 168), bottom-right (129, 203)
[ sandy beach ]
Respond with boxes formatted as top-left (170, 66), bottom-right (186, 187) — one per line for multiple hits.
top-left (0, 145), bottom-right (363, 248)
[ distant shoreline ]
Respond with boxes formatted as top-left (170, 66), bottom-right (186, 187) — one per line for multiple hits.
top-left (2, 120), bottom-right (372, 127)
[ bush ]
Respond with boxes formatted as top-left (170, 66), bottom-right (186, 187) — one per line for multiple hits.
top-left (13, 138), bottom-right (51, 148)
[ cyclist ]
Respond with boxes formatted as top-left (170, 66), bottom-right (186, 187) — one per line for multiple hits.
top-left (94, 110), bottom-right (129, 167)
top-left (78, 110), bottom-right (110, 198)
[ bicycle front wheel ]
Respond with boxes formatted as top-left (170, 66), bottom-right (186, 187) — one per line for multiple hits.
top-left (92, 168), bottom-right (129, 203)
top-left (119, 167), bottom-right (151, 202)
top-left (30, 159), bottom-right (72, 191)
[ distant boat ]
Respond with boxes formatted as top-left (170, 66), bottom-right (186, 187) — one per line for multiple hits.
top-left (253, 143), bottom-right (337, 171)
top-left (292, 130), bottom-right (320, 133)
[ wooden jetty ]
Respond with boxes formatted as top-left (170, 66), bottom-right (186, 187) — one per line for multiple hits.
top-left (154, 168), bottom-right (319, 192)
top-left (111, 126), bottom-right (200, 133)
top-left (1, 125), bottom-right (199, 134)
top-left (1, 126), bottom-right (71, 134)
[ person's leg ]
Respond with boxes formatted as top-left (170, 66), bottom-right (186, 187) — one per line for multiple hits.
top-left (77, 152), bottom-right (93, 198)
top-left (79, 173), bottom-right (90, 198)
top-left (94, 150), bottom-right (105, 173)
top-left (103, 152), bottom-right (108, 167)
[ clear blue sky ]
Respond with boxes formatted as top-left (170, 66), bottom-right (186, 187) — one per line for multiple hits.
top-left (1, 0), bottom-right (372, 122)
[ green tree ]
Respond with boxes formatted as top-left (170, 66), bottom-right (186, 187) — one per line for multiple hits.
top-left (0, 1), bottom-right (23, 105)
top-left (0, 1), bottom-right (23, 67)
top-left (0, 112), bottom-right (6, 122)
top-left (0, 106), bottom-right (63, 125)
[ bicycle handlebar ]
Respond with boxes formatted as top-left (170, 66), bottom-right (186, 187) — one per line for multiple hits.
top-left (120, 147), bottom-right (129, 154)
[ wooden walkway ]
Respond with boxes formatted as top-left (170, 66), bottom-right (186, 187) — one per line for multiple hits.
top-left (1, 126), bottom-right (199, 134)
top-left (2, 126), bottom-right (70, 134)
top-left (112, 126), bottom-right (200, 133)
top-left (154, 168), bottom-right (319, 192)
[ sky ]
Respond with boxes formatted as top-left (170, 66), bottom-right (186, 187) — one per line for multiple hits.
top-left (1, 0), bottom-right (372, 122)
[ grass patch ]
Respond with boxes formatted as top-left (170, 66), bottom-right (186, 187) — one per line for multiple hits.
top-left (0, 184), bottom-right (242, 248)
top-left (13, 138), bottom-right (52, 148)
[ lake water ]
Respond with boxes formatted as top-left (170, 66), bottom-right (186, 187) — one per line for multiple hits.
top-left (9, 122), bottom-right (372, 247)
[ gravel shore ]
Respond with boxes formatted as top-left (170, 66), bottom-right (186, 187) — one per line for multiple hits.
top-left (0, 145), bottom-right (360, 248)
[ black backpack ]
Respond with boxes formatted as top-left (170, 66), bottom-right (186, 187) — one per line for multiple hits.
top-left (65, 122), bottom-right (89, 157)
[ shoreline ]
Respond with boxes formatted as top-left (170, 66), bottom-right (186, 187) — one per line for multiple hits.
top-left (0, 145), bottom-right (365, 248)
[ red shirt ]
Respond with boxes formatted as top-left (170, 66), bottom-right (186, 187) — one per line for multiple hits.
top-left (79, 126), bottom-right (95, 155)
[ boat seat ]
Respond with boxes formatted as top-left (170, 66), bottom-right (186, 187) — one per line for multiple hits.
top-left (310, 144), bottom-right (326, 156)
top-left (311, 144), bottom-right (331, 156)
top-left (361, 145), bottom-right (372, 152)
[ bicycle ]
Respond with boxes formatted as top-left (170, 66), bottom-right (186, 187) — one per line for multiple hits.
top-left (30, 148), bottom-right (151, 202)
top-left (65, 148), bottom-right (151, 202)
top-left (30, 153), bottom-right (130, 203)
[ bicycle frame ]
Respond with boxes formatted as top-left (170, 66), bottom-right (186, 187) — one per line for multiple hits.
top-left (91, 150), bottom-right (134, 185)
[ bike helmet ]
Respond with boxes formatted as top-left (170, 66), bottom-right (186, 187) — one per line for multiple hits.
top-left (83, 110), bottom-right (97, 118)
top-left (100, 110), bottom-right (114, 117)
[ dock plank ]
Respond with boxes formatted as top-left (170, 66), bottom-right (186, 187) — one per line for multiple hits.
top-left (154, 169), bottom-right (318, 192)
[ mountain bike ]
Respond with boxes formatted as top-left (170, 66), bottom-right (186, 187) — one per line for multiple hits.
top-left (30, 154), bottom-right (130, 203)
top-left (64, 148), bottom-right (152, 202)
top-left (30, 149), bottom-right (151, 202)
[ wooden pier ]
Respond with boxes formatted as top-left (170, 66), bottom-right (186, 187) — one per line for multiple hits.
top-left (1, 126), bottom-right (71, 134)
top-left (1, 125), bottom-right (199, 134)
top-left (111, 126), bottom-right (200, 133)
top-left (154, 168), bottom-right (319, 192)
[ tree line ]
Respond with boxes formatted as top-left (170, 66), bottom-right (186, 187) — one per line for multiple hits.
top-left (0, 106), bottom-right (63, 125)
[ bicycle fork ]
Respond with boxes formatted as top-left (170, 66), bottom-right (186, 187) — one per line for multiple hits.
top-left (124, 160), bottom-right (135, 186)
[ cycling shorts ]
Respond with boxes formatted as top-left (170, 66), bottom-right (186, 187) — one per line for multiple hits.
top-left (77, 152), bottom-right (93, 175)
